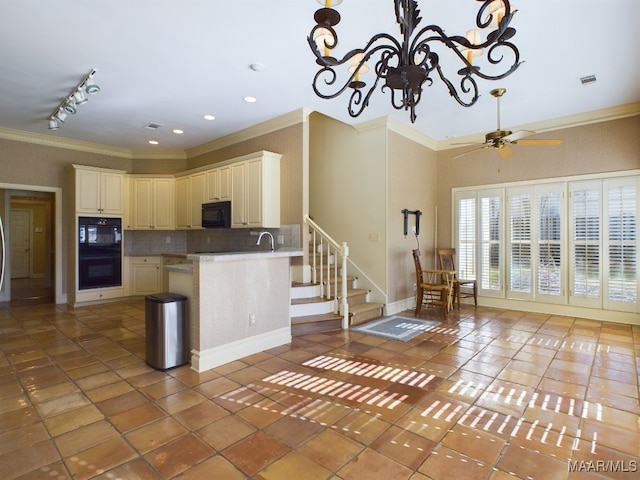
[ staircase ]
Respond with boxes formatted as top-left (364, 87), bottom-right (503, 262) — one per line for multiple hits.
top-left (290, 217), bottom-right (384, 336)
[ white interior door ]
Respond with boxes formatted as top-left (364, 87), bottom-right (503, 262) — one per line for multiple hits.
top-left (10, 209), bottom-right (31, 279)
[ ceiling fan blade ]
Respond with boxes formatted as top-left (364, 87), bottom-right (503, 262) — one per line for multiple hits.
top-left (514, 138), bottom-right (563, 146)
top-left (497, 145), bottom-right (514, 160)
top-left (451, 145), bottom-right (489, 159)
top-left (504, 130), bottom-right (536, 142)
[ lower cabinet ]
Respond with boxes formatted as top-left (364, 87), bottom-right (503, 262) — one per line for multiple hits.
top-left (129, 256), bottom-right (162, 296)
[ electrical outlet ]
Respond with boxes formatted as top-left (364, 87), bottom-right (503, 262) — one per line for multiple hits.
top-left (413, 283), bottom-right (417, 292)
top-left (277, 235), bottom-right (285, 245)
top-left (249, 313), bottom-right (257, 326)
top-left (165, 236), bottom-right (171, 244)
top-left (411, 225), bottom-right (417, 234)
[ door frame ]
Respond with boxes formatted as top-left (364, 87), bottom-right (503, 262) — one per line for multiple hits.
top-left (0, 183), bottom-right (63, 304)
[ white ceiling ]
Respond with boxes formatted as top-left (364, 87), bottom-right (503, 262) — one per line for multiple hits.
top-left (1, 0), bottom-right (638, 155)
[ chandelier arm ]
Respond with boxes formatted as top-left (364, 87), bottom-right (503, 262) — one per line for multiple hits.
top-left (307, 0), bottom-right (522, 122)
top-left (310, 40), bottom-right (403, 101)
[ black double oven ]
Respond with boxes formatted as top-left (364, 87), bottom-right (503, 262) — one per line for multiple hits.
top-left (78, 217), bottom-right (122, 290)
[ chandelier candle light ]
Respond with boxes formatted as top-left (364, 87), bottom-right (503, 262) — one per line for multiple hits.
top-left (308, 0), bottom-right (521, 122)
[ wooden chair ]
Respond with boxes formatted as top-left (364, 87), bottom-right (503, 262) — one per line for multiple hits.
top-left (437, 248), bottom-right (477, 309)
top-left (412, 249), bottom-right (454, 320)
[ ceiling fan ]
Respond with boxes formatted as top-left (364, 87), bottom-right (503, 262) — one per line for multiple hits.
top-left (452, 88), bottom-right (562, 160)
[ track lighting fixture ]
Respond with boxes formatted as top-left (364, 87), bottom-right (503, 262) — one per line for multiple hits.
top-left (47, 69), bottom-right (99, 130)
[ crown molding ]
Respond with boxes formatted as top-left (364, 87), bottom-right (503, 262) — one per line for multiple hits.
top-left (185, 108), bottom-right (312, 158)
top-left (437, 102), bottom-right (640, 150)
top-left (0, 127), bottom-right (133, 158)
top-left (353, 116), bottom-right (441, 150)
top-left (130, 150), bottom-right (187, 160)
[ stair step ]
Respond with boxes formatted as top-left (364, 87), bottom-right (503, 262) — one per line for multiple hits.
top-left (290, 296), bottom-right (335, 316)
top-left (349, 302), bottom-right (384, 326)
top-left (291, 312), bottom-right (343, 336)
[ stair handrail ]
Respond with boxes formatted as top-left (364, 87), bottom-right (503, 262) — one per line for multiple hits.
top-left (304, 215), bottom-right (349, 329)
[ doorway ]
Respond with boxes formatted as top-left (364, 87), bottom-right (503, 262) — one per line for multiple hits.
top-left (2, 193), bottom-right (56, 306)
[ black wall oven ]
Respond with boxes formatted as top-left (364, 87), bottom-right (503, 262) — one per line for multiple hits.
top-left (78, 217), bottom-right (122, 290)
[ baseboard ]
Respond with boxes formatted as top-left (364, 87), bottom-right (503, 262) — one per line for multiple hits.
top-left (190, 327), bottom-right (292, 372)
top-left (384, 298), bottom-right (416, 316)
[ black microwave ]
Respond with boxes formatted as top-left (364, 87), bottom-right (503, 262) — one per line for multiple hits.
top-left (202, 201), bottom-right (231, 228)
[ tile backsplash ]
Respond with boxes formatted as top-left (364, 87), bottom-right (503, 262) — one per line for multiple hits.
top-left (124, 224), bottom-right (300, 255)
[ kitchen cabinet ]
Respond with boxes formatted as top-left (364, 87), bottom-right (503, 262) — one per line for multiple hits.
top-left (131, 176), bottom-right (175, 230)
top-left (162, 255), bottom-right (192, 291)
top-left (74, 165), bottom-right (125, 215)
top-left (176, 172), bottom-right (206, 229)
top-left (206, 165), bottom-right (231, 202)
top-left (230, 152), bottom-right (281, 228)
top-left (130, 256), bottom-right (162, 296)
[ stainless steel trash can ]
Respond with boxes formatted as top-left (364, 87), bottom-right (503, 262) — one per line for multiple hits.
top-left (145, 293), bottom-right (189, 370)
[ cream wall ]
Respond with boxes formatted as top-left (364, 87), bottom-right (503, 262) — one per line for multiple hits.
top-left (435, 115), bottom-right (640, 248)
top-left (387, 131), bottom-right (438, 305)
top-left (309, 113), bottom-right (387, 294)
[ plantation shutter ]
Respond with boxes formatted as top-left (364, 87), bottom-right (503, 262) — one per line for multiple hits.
top-left (603, 178), bottom-right (638, 312)
top-left (456, 193), bottom-right (476, 280)
top-left (479, 191), bottom-right (503, 295)
top-left (569, 181), bottom-right (601, 308)
top-left (536, 187), bottom-right (564, 302)
top-left (507, 189), bottom-right (533, 298)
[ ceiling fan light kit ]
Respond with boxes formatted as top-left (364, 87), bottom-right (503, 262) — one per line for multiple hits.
top-left (452, 87), bottom-right (563, 159)
top-left (47, 69), bottom-right (100, 130)
top-left (308, 0), bottom-right (522, 122)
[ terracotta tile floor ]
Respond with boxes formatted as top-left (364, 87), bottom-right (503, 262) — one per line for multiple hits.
top-left (1, 300), bottom-right (639, 479)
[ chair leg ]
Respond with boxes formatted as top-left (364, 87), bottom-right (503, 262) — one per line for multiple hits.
top-left (440, 289), bottom-right (447, 321)
top-left (415, 287), bottom-right (422, 315)
top-left (456, 284), bottom-right (461, 310)
top-left (473, 282), bottom-right (478, 306)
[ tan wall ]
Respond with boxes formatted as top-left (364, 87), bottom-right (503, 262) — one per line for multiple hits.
top-left (187, 123), bottom-right (306, 227)
top-left (387, 131), bottom-right (438, 304)
top-left (436, 115), bottom-right (640, 247)
top-left (309, 113), bottom-right (387, 292)
top-left (0, 139), bottom-right (134, 297)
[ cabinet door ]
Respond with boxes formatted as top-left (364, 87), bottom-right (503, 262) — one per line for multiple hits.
top-left (246, 158), bottom-right (263, 227)
top-left (131, 258), bottom-right (161, 295)
top-left (100, 172), bottom-right (124, 215)
top-left (190, 172), bottom-right (206, 228)
top-left (175, 176), bottom-right (191, 229)
top-left (231, 162), bottom-right (246, 227)
top-left (219, 166), bottom-right (231, 200)
top-left (153, 178), bottom-right (175, 230)
top-left (132, 178), bottom-right (153, 229)
top-left (76, 169), bottom-right (102, 213)
top-left (206, 168), bottom-right (220, 201)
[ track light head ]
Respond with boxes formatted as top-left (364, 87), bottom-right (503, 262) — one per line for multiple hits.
top-left (48, 118), bottom-right (59, 130)
top-left (85, 77), bottom-right (100, 94)
top-left (53, 109), bottom-right (67, 123)
top-left (62, 99), bottom-right (77, 114)
top-left (73, 89), bottom-right (88, 105)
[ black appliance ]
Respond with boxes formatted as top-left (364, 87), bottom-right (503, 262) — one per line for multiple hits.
top-left (78, 217), bottom-right (122, 290)
top-left (202, 201), bottom-right (231, 228)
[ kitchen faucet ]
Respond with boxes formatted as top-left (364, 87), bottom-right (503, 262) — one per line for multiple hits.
top-left (256, 231), bottom-right (274, 251)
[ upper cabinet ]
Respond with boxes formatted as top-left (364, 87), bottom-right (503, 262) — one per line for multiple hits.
top-left (175, 171), bottom-right (206, 229)
top-left (206, 165), bottom-right (231, 202)
top-left (74, 165), bottom-right (125, 215)
top-left (231, 152), bottom-right (281, 228)
top-left (131, 176), bottom-right (175, 230)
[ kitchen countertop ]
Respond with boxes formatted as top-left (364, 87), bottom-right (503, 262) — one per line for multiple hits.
top-left (186, 248), bottom-right (303, 262)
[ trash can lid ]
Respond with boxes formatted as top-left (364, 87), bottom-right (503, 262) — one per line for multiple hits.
top-left (145, 292), bottom-right (188, 303)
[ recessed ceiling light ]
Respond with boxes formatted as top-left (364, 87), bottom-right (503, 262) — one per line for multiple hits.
top-left (203, 114), bottom-right (215, 121)
top-left (244, 96), bottom-right (257, 103)
top-left (172, 129), bottom-right (184, 134)
top-left (149, 140), bottom-right (159, 145)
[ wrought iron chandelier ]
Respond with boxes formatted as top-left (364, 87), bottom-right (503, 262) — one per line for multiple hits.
top-left (308, 0), bottom-right (521, 123)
